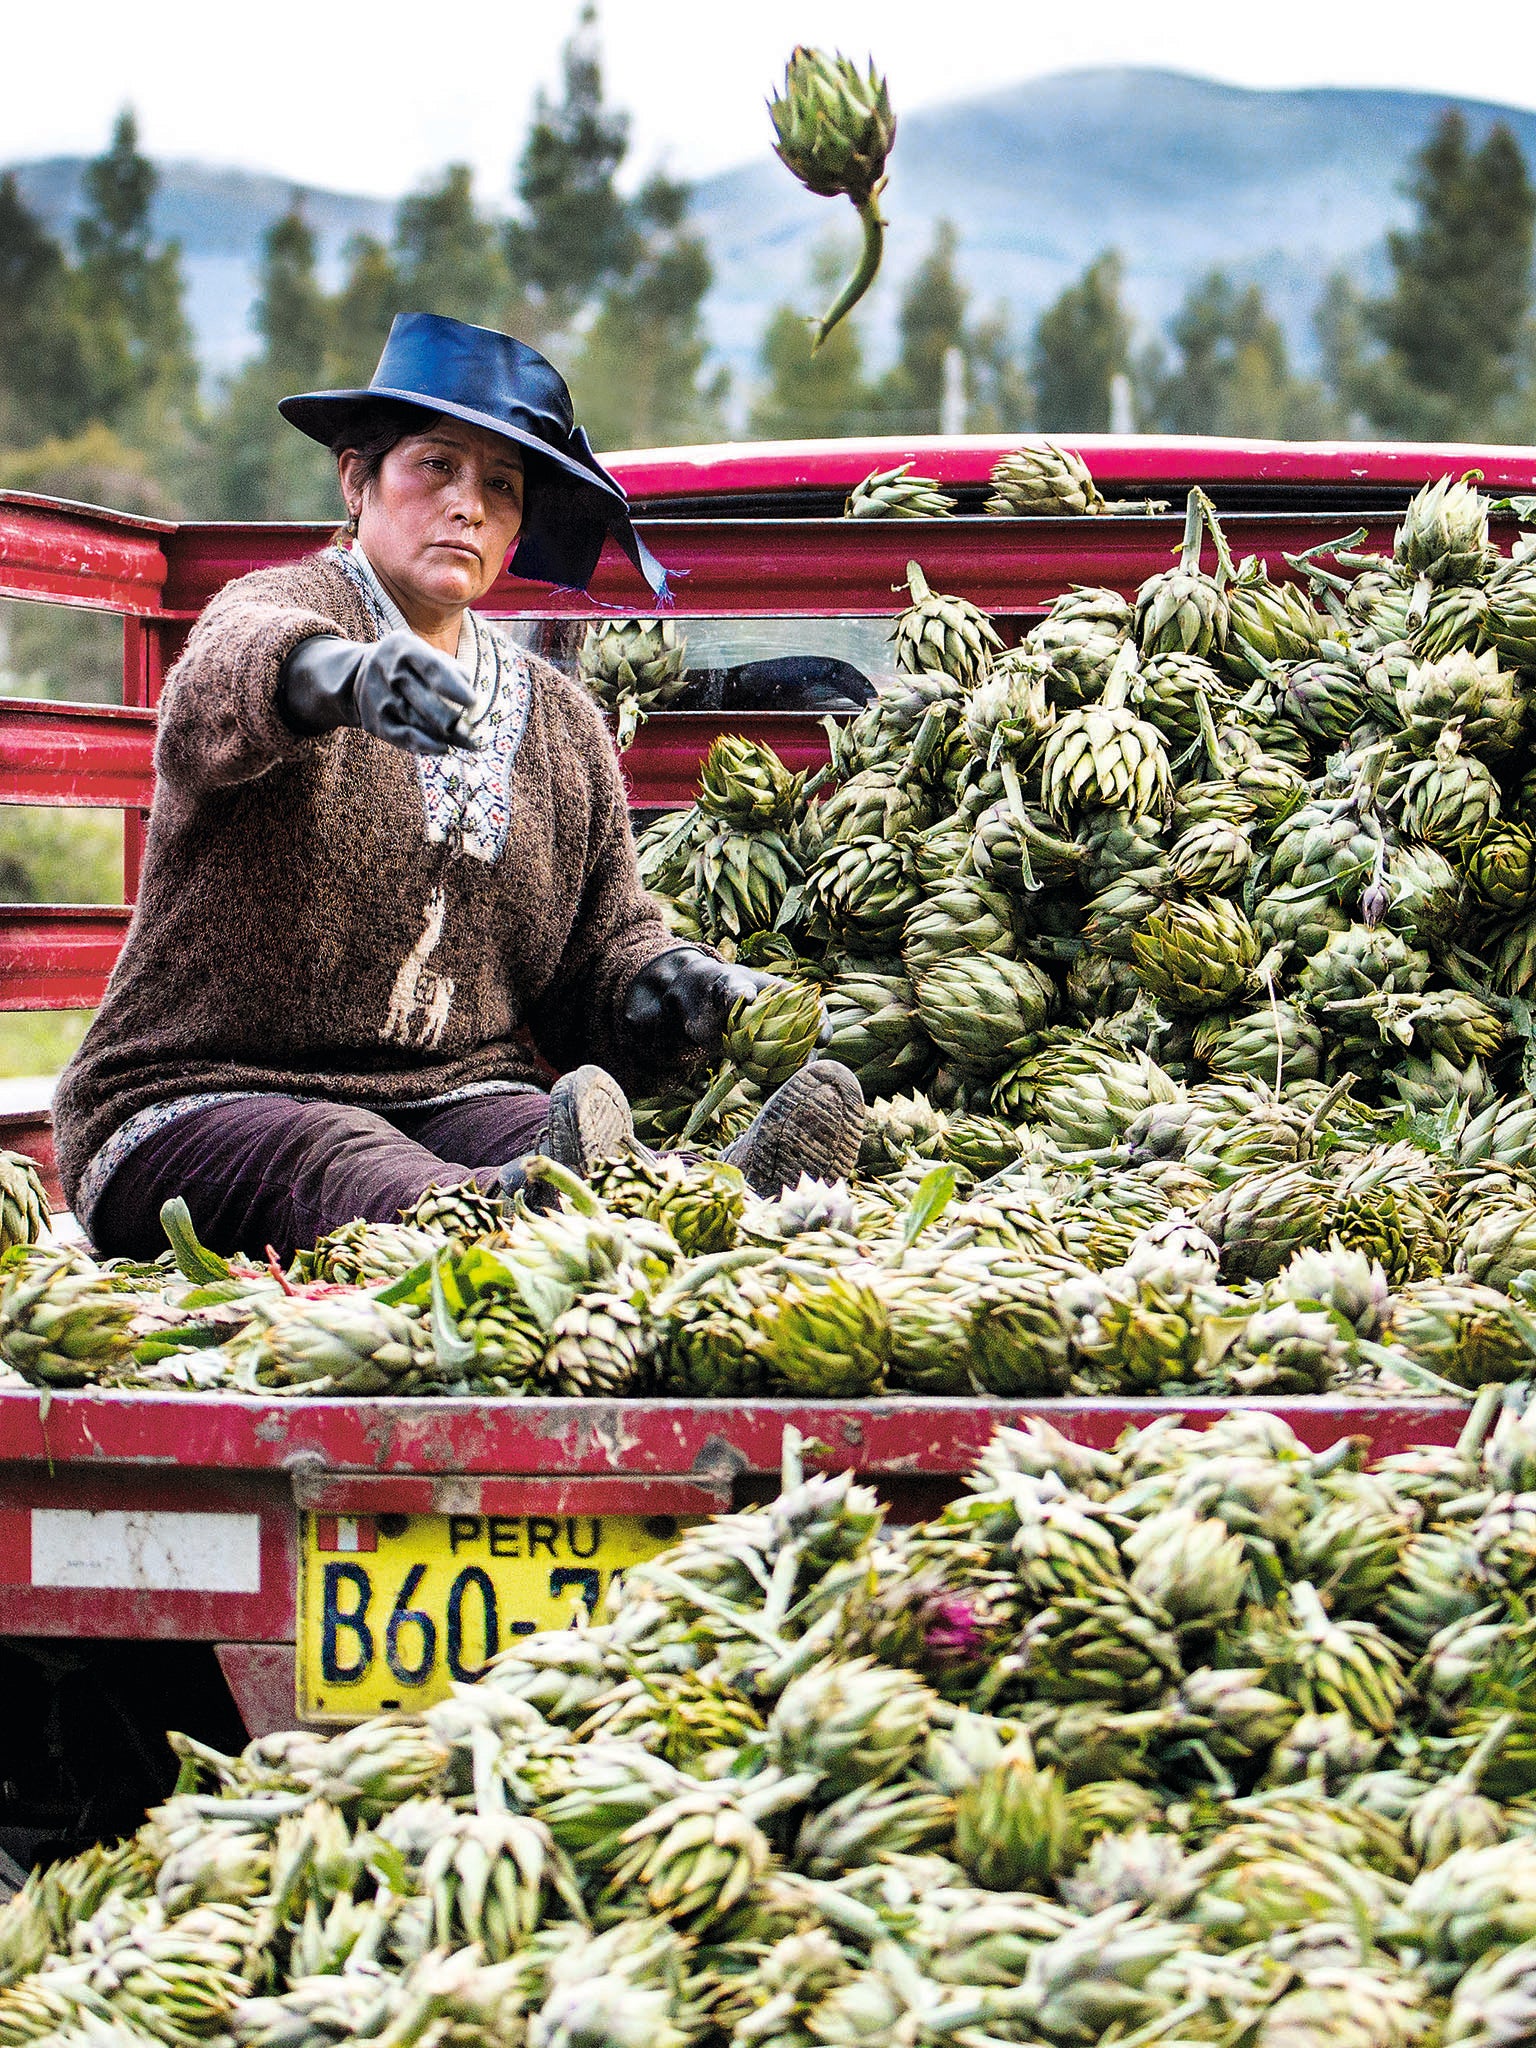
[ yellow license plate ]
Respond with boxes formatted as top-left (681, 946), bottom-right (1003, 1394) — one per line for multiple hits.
top-left (296, 1507), bottom-right (689, 1721)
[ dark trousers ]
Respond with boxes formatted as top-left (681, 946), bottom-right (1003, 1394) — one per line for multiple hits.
top-left (90, 1090), bottom-right (553, 1264)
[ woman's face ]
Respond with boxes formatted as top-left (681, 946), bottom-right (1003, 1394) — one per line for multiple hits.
top-left (340, 418), bottom-right (526, 627)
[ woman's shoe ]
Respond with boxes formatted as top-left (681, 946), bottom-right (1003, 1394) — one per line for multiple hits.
top-left (542, 1065), bottom-right (635, 1175)
top-left (724, 1060), bottom-right (866, 1197)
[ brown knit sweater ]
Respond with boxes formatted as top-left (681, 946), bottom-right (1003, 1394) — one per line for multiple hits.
top-left (54, 551), bottom-right (681, 1209)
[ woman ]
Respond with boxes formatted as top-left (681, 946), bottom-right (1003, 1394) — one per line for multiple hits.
top-left (54, 313), bottom-right (865, 1260)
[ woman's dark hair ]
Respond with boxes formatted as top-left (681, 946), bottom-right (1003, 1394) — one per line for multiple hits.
top-left (331, 398), bottom-right (440, 494)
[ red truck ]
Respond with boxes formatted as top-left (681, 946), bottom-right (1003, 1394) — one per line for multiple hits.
top-left (0, 433), bottom-right (1527, 1872)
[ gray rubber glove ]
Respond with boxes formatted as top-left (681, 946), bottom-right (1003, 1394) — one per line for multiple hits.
top-left (277, 629), bottom-right (479, 756)
top-left (623, 945), bottom-right (831, 1055)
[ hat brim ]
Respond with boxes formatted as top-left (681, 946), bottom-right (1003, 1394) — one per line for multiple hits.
top-left (277, 386), bottom-right (627, 509)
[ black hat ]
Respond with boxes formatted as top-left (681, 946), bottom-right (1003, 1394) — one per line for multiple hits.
top-left (279, 311), bottom-right (671, 600)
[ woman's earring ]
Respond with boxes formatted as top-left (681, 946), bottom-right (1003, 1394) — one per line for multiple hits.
top-left (345, 507), bottom-right (360, 537)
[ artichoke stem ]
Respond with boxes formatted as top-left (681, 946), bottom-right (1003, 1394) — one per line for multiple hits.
top-left (1458, 1380), bottom-right (1508, 1462)
top-left (681, 1062), bottom-right (743, 1145)
top-left (811, 191), bottom-right (886, 352)
top-left (1177, 488), bottom-right (1205, 575)
top-left (1192, 486), bottom-right (1236, 589)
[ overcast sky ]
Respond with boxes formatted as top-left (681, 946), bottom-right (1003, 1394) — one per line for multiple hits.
top-left (6, 0), bottom-right (1536, 199)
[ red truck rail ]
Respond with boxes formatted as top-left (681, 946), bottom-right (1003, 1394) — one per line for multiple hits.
top-left (3, 436), bottom-right (1533, 1737)
top-left (0, 1387), bottom-right (1473, 1732)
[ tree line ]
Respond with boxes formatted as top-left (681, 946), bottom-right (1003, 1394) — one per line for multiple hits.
top-left (0, 7), bottom-right (725, 521)
top-left (767, 111), bottom-right (1536, 448)
top-left (1, 8), bottom-right (1535, 533)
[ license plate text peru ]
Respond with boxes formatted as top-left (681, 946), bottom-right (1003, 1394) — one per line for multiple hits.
top-left (296, 1508), bottom-right (685, 1720)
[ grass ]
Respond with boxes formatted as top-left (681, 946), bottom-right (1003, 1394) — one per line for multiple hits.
top-left (0, 1011), bottom-right (95, 1078)
top-left (0, 605), bottom-right (128, 1079)
top-left (0, 809), bottom-right (123, 906)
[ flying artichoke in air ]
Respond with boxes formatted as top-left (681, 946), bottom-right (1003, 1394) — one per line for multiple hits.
top-left (769, 47), bottom-right (896, 347)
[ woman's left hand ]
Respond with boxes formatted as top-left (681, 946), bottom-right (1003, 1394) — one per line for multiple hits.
top-left (624, 946), bottom-right (830, 1053)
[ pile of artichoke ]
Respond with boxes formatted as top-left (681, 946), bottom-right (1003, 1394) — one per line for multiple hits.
top-left (15, 1407), bottom-right (1536, 2047)
top-left (8, 470), bottom-right (1536, 1407)
top-left (0, 1123), bottom-right (1531, 1402)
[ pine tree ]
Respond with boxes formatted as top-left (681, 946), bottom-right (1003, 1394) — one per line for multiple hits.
top-left (254, 204), bottom-right (329, 387)
top-left (324, 234), bottom-right (399, 389)
top-left (503, 3), bottom-right (637, 338)
top-left (1354, 112), bottom-right (1536, 437)
top-left (966, 309), bottom-right (1031, 433)
top-left (0, 175), bottom-right (92, 443)
top-left (71, 109), bottom-right (196, 437)
top-left (750, 241), bottom-right (879, 440)
top-left (877, 220), bottom-right (968, 432)
top-left (394, 166), bottom-right (508, 330)
top-left (1030, 251), bottom-right (1131, 432)
top-left (1141, 271), bottom-right (1336, 438)
top-left (203, 200), bottom-right (335, 518)
top-left (571, 175), bottom-right (726, 450)
top-left (1315, 271), bottom-right (1370, 427)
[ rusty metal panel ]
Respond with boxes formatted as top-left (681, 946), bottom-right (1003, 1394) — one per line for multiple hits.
top-left (0, 701), bottom-right (829, 824)
top-left (0, 1465), bottom-right (296, 1640)
top-left (0, 1110), bottom-right (60, 1206)
top-left (0, 1389), bottom-right (1472, 1650)
top-left (158, 523), bottom-right (324, 616)
top-left (216, 1643), bottom-right (318, 1737)
top-left (0, 495), bottom-right (170, 612)
top-left (0, 904), bottom-right (132, 1010)
top-left (291, 1472), bottom-right (731, 1516)
top-left (0, 699), bottom-right (156, 809)
top-left (0, 1388), bottom-right (1469, 1480)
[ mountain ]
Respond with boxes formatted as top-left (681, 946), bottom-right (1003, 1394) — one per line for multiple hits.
top-left (690, 68), bottom-right (1536, 382)
top-left (7, 159), bottom-right (391, 374)
top-left (7, 69), bottom-right (1536, 395)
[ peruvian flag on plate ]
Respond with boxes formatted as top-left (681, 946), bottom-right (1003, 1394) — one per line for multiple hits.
top-left (314, 1516), bottom-right (378, 1554)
